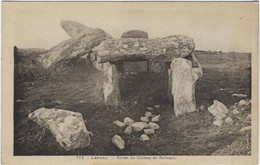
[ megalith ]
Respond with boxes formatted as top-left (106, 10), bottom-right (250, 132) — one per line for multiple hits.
top-left (171, 57), bottom-right (202, 116)
top-left (103, 64), bottom-right (121, 105)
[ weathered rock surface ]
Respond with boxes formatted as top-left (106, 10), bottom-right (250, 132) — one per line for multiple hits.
top-left (28, 108), bottom-right (91, 151)
top-left (121, 30), bottom-right (148, 39)
top-left (61, 20), bottom-right (113, 39)
top-left (148, 122), bottom-right (160, 130)
top-left (140, 117), bottom-right (150, 123)
top-left (171, 57), bottom-right (203, 116)
top-left (113, 120), bottom-right (125, 128)
top-left (104, 65), bottom-right (121, 105)
top-left (140, 134), bottom-right (150, 141)
top-left (144, 129), bottom-right (155, 135)
top-left (37, 20), bottom-right (112, 68)
top-left (131, 122), bottom-right (148, 132)
top-left (112, 135), bottom-right (125, 149)
top-left (123, 117), bottom-right (134, 126)
top-left (151, 115), bottom-right (161, 122)
top-left (208, 100), bottom-right (229, 120)
top-left (124, 125), bottom-right (132, 135)
top-left (91, 35), bottom-right (195, 63)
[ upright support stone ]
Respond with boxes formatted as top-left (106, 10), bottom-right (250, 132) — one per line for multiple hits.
top-left (167, 69), bottom-right (172, 100)
top-left (103, 64), bottom-right (121, 105)
top-left (171, 58), bottom-right (202, 116)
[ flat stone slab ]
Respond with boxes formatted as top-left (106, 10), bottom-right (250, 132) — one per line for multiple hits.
top-left (92, 35), bottom-right (195, 63)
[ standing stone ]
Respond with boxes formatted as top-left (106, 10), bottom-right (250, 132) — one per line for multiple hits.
top-left (103, 65), bottom-right (121, 105)
top-left (168, 69), bottom-right (173, 100)
top-left (171, 58), bottom-right (203, 116)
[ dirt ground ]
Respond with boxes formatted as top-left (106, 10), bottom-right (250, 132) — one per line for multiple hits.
top-left (14, 49), bottom-right (251, 155)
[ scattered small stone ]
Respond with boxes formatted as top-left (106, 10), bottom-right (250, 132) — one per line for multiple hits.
top-left (148, 97), bottom-right (153, 101)
top-left (123, 117), bottom-right (134, 126)
top-left (232, 93), bottom-right (247, 98)
top-left (144, 129), bottom-right (155, 135)
top-left (154, 104), bottom-right (161, 109)
top-left (241, 107), bottom-right (245, 111)
top-left (113, 120), bottom-right (125, 128)
top-left (239, 100), bottom-right (247, 106)
top-left (124, 125), bottom-right (132, 135)
top-left (232, 109), bottom-right (239, 115)
top-left (246, 114), bottom-right (251, 120)
top-left (208, 100), bottom-right (229, 119)
top-left (151, 115), bottom-right (161, 122)
top-left (131, 122), bottom-right (148, 132)
top-left (140, 117), bottom-right (150, 123)
top-left (139, 134), bottom-right (150, 141)
top-left (145, 111), bottom-right (153, 118)
top-left (146, 107), bottom-right (154, 111)
top-left (79, 100), bottom-right (84, 103)
top-left (16, 99), bottom-right (25, 103)
top-left (112, 135), bottom-right (125, 149)
top-left (213, 120), bottom-right (223, 127)
top-left (148, 122), bottom-right (160, 130)
top-left (240, 126), bottom-right (251, 132)
top-left (199, 105), bottom-right (205, 111)
top-left (225, 117), bottom-right (233, 125)
top-left (130, 72), bottom-right (138, 75)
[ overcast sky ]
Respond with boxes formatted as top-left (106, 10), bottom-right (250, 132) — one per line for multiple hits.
top-left (11, 2), bottom-right (258, 52)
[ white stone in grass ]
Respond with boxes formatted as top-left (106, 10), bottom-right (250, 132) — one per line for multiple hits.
top-left (124, 125), bottom-right (132, 135)
top-left (146, 107), bottom-right (154, 111)
top-left (145, 111), bottom-right (153, 118)
top-left (113, 120), bottom-right (125, 128)
top-left (148, 122), bottom-right (160, 130)
top-left (239, 100), bottom-right (247, 106)
top-left (151, 115), bottom-right (161, 122)
top-left (154, 104), bottom-right (161, 109)
top-left (213, 120), bottom-right (223, 127)
top-left (232, 109), bottom-right (239, 115)
top-left (144, 129), bottom-right (155, 135)
top-left (112, 135), bottom-right (125, 149)
top-left (140, 134), bottom-right (150, 141)
top-left (140, 117), bottom-right (150, 123)
top-left (225, 117), bottom-right (234, 125)
top-left (131, 122), bottom-right (148, 132)
top-left (123, 117), bottom-right (134, 126)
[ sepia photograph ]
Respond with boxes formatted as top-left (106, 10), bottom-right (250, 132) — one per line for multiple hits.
top-left (1, 1), bottom-right (258, 164)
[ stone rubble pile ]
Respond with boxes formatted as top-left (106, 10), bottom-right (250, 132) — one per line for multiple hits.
top-left (208, 99), bottom-right (251, 127)
top-left (111, 105), bottom-right (162, 149)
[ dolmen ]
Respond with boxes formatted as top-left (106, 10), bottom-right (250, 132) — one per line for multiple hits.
top-left (37, 20), bottom-right (203, 116)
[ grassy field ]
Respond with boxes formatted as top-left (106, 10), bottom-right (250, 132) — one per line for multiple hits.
top-left (14, 49), bottom-right (251, 155)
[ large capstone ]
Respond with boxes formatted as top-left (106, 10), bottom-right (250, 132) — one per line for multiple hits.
top-left (28, 108), bottom-right (91, 151)
top-left (171, 56), bottom-right (202, 116)
top-left (91, 35), bottom-right (195, 63)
